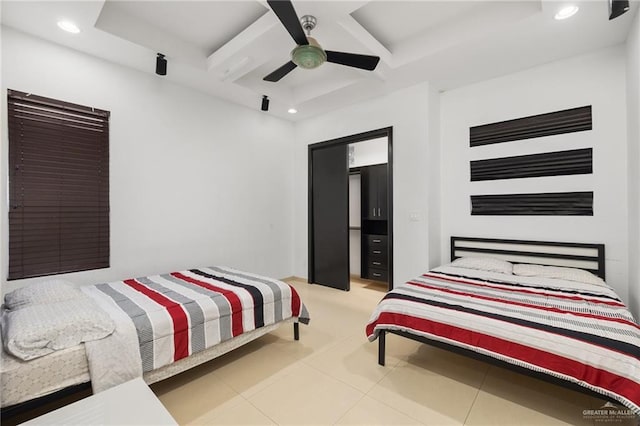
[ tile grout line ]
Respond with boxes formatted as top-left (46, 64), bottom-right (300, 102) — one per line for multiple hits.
top-left (241, 393), bottom-right (281, 426)
top-left (361, 360), bottom-right (428, 425)
top-left (300, 357), bottom-right (368, 396)
top-left (231, 361), bottom-right (306, 425)
top-left (231, 287), bottom-right (376, 423)
top-left (462, 365), bottom-right (492, 425)
top-left (331, 392), bottom-right (369, 425)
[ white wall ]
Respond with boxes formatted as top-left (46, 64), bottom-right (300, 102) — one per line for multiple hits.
top-left (440, 46), bottom-right (630, 302)
top-left (0, 27), bottom-right (295, 293)
top-left (427, 85), bottom-right (442, 268)
top-left (627, 8), bottom-right (640, 318)
top-left (293, 82), bottom-right (437, 287)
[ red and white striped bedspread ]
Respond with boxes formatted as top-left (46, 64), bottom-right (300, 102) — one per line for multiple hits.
top-left (366, 265), bottom-right (640, 414)
top-left (90, 266), bottom-right (310, 373)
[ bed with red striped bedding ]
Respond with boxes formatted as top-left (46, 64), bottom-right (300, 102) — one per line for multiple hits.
top-left (91, 266), bottom-right (309, 373)
top-left (366, 265), bottom-right (640, 414)
top-left (0, 267), bottom-right (309, 416)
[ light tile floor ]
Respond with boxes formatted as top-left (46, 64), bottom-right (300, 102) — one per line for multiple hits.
top-left (151, 278), bottom-right (633, 426)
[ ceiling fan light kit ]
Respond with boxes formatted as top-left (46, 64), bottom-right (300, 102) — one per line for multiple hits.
top-left (291, 37), bottom-right (326, 69)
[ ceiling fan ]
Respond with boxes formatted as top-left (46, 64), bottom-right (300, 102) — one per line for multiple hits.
top-left (263, 0), bottom-right (381, 82)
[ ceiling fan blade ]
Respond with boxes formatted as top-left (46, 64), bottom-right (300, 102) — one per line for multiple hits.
top-left (325, 51), bottom-right (380, 71)
top-left (267, 0), bottom-right (308, 46)
top-left (263, 61), bottom-right (297, 82)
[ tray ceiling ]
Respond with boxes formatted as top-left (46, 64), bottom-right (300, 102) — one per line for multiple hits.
top-left (1, 0), bottom-right (637, 120)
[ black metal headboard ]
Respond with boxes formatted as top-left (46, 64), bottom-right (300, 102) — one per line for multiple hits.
top-left (450, 236), bottom-right (606, 280)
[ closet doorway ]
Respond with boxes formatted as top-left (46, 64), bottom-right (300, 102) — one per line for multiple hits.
top-left (308, 127), bottom-right (393, 291)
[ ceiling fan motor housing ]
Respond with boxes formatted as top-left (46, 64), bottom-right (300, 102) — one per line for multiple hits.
top-left (291, 36), bottom-right (326, 69)
top-left (300, 15), bottom-right (317, 33)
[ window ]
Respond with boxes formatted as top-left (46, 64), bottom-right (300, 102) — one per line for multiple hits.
top-left (7, 89), bottom-right (110, 280)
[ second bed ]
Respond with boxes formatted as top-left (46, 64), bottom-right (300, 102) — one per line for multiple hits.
top-left (367, 237), bottom-right (640, 415)
top-left (1, 266), bottom-right (310, 412)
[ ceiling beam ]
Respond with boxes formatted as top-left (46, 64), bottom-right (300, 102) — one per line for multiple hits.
top-left (338, 14), bottom-right (393, 72)
top-left (206, 12), bottom-right (279, 72)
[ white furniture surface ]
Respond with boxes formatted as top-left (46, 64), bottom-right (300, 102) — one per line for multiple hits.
top-left (20, 378), bottom-right (177, 425)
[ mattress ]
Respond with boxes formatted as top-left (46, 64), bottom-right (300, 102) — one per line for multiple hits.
top-left (144, 318), bottom-right (290, 384)
top-left (0, 319), bottom-right (292, 408)
top-left (1, 342), bottom-right (89, 408)
top-left (366, 264), bottom-right (640, 414)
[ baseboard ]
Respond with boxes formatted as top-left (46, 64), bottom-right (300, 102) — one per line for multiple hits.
top-left (280, 276), bottom-right (306, 282)
top-left (282, 275), bottom-right (384, 286)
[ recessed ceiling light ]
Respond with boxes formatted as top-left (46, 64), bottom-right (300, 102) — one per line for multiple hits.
top-left (57, 20), bottom-right (80, 34)
top-left (554, 5), bottom-right (579, 20)
top-left (288, 108), bottom-right (297, 114)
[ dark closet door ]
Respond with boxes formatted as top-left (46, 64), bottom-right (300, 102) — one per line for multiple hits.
top-left (375, 165), bottom-right (388, 220)
top-left (361, 164), bottom-right (388, 220)
top-left (361, 167), bottom-right (377, 220)
top-left (311, 144), bottom-right (350, 291)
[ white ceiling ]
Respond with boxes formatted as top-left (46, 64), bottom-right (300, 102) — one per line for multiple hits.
top-left (1, 0), bottom-right (638, 121)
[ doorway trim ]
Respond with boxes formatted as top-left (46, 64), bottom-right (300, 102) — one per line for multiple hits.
top-left (308, 126), bottom-right (394, 290)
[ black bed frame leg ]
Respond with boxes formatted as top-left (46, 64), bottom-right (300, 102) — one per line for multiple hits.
top-left (294, 322), bottom-right (299, 341)
top-left (378, 331), bottom-right (386, 366)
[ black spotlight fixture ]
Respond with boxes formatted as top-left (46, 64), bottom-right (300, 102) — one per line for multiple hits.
top-left (261, 95), bottom-right (269, 112)
top-left (156, 53), bottom-right (167, 76)
top-left (609, 0), bottom-right (630, 20)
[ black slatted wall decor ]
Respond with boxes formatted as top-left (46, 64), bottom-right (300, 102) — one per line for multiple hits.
top-left (470, 148), bottom-right (592, 181)
top-left (7, 89), bottom-right (110, 280)
top-left (471, 192), bottom-right (593, 216)
top-left (470, 106), bottom-right (592, 147)
top-left (468, 105), bottom-right (594, 216)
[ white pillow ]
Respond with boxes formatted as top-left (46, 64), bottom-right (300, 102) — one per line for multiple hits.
top-left (4, 280), bottom-right (83, 310)
top-left (513, 264), bottom-right (607, 287)
top-left (450, 257), bottom-right (513, 275)
top-left (1, 297), bottom-right (115, 361)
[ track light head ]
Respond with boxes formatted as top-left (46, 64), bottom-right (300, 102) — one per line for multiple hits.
top-left (609, 0), bottom-right (630, 19)
top-left (261, 95), bottom-right (269, 112)
top-left (156, 53), bottom-right (167, 76)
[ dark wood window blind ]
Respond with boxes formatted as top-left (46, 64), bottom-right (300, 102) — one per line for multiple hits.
top-left (470, 148), bottom-right (593, 181)
top-left (8, 89), bottom-right (110, 280)
top-left (470, 106), bottom-right (592, 147)
top-left (471, 192), bottom-right (593, 216)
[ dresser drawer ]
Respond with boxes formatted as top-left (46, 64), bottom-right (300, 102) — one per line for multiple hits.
top-left (369, 247), bottom-right (385, 256)
top-left (366, 268), bottom-right (388, 282)
top-left (366, 234), bottom-right (388, 246)
top-left (367, 257), bottom-right (387, 269)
